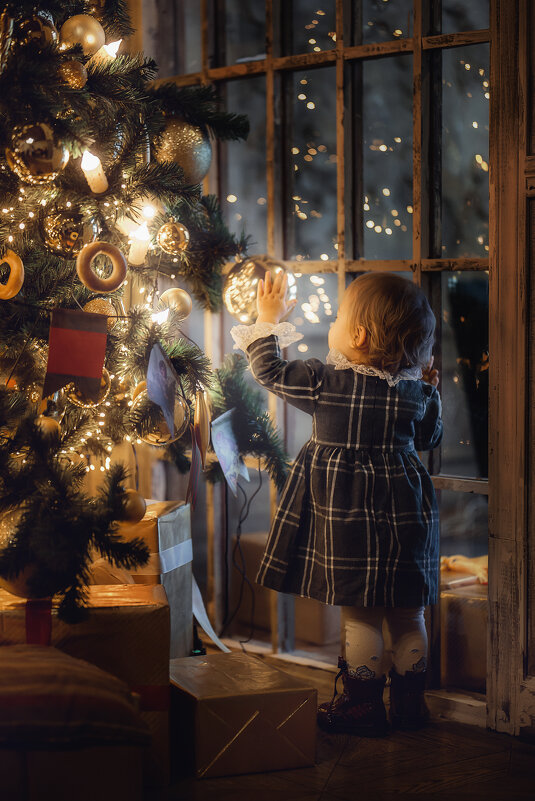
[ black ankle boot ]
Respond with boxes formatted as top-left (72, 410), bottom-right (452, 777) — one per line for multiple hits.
top-left (317, 657), bottom-right (389, 737)
top-left (389, 667), bottom-right (430, 730)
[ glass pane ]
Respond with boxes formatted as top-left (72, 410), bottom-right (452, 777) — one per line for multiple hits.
top-left (285, 68), bottom-right (337, 261)
top-left (441, 1), bottom-right (489, 34)
top-left (359, 0), bottom-right (412, 45)
top-left (439, 489), bottom-right (488, 560)
top-left (285, 273), bottom-right (338, 458)
top-left (440, 272), bottom-right (488, 479)
top-left (176, 0), bottom-right (202, 74)
top-left (284, 1), bottom-right (336, 55)
top-left (214, 0), bottom-right (265, 66)
top-left (441, 44), bottom-right (489, 258)
top-left (362, 55), bottom-right (413, 259)
top-left (221, 78), bottom-right (267, 253)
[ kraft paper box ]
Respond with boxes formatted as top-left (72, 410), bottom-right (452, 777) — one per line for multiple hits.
top-left (0, 584), bottom-right (170, 788)
top-left (230, 532), bottom-right (340, 645)
top-left (170, 652), bottom-right (317, 779)
top-left (440, 578), bottom-right (487, 693)
top-left (118, 500), bottom-right (193, 659)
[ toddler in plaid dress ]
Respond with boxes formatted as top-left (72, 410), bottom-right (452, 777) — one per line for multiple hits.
top-left (231, 270), bottom-right (442, 737)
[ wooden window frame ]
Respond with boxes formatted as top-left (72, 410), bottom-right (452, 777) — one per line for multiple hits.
top-left (138, 0), bottom-right (529, 732)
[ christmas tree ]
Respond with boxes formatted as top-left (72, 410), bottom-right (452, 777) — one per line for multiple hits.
top-left (0, 0), bottom-right (256, 621)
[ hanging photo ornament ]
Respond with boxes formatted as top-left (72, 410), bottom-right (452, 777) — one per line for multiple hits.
top-left (223, 255), bottom-right (298, 324)
top-left (5, 123), bottom-right (69, 185)
top-left (0, 11), bottom-right (14, 76)
top-left (158, 287), bottom-right (192, 320)
top-left (65, 367), bottom-right (111, 408)
top-left (154, 117), bottom-right (212, 185)
top-left (59, 14), bottom-right (105, 56)
top-left (42, 209), bottom-right (99, 257)
top-left (130, 387), bottom-right (190, 446)
top-left (57, 59), bottom-right (87, 89)
top-left (19, 11), bottom-right (58, 47)
top-left (156, 220), bottom-right (190, 256)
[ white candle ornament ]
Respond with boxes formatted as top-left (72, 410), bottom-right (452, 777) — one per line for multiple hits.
top-left (91, 38), bottom-right (122, 64)
top-left (81, 150), bottom-right (108, 193)
top-left (128, 222), bottom-right (150, 265)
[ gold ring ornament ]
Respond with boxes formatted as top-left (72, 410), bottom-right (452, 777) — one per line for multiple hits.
top-left (76, 241), bottom-right (127, 293)
top-left (0, 250), bottom-right (24, 300)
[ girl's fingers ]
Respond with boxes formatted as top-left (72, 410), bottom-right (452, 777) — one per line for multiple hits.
top-left (257, 278), bottom-right (264, 299)
top-left (265, 270), bottom-right (272, 292)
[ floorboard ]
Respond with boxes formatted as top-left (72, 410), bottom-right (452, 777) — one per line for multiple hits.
top-left (147, 655), bottom-right (535, 801)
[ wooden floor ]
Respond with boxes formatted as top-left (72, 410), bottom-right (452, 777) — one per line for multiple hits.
top-left (149, 657), bottom-right (535, 801)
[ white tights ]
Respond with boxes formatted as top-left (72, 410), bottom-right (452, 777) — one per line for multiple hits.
top-left (342, 606), bottom-right (428, 678)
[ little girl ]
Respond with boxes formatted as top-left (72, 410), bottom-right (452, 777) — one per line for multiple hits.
top-left (230, 270), bottom-right (442, 737)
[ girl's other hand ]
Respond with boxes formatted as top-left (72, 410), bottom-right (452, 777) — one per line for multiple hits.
top-left (422, 356), bottom-right (439, 387)
top-left (256, 270), bottom-right (297, 324)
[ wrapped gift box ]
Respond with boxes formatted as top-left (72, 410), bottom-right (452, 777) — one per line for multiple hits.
top-left (230, 532), bottom-right (340, 645)
top-left (170, 652), bottom-right (317, 779)
top-left (118, 501), bottom-right (192, 659)
top-left (440, 577), bottom-right (487, 693)
top-left (0, 585), bottom-right (170, 787)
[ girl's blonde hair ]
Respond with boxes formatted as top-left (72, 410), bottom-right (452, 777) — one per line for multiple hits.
top-left (345, 272), bottom-right (435, 373)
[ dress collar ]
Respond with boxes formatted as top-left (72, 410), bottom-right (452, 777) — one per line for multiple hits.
top-left (326, 348), bottom-right (422, 387)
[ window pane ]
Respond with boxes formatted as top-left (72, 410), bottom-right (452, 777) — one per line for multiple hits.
top-left (214, 0), bottom-right (265, 66)
top-left (441, 44), bottom-right (489, 258)
top-left (285, 273), bottom-right (338, 458)
top-left (285, 68), bottom-right (337, 261)
top-left (362, 55), bottom-right (413, 259)
top-left (440, 272), bottom-right (488, 479)
top-left (439, 490), bottom-right (488, 559)
top-left (221, 78), bottom-right (267, 253)
top-left (359, 0), bottom-right (412, 44)
top-left (441, 1), bottom-right (489, 34)
top-left (145, 0), bottom-right (201, 76)
top-left (284, 1), bottom-right (336, 55)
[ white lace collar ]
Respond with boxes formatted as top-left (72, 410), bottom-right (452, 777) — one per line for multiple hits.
top-left (326, 349), bottom-right (422, 387)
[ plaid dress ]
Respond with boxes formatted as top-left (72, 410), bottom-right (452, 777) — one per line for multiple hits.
top-left (241, 331), bottom-right (443, 608)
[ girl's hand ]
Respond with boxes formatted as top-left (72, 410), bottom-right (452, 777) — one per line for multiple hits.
top-left (256, 270), bottom-right (297, 324)
top-left (422, 356), bottom-right (439, 387)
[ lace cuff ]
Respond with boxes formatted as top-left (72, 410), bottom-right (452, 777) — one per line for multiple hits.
top-left (230, 321), bottom-right (304, 352)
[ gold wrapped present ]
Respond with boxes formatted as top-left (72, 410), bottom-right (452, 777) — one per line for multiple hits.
top-left (170, 652), bottom-right (317, 779)
top-left (0, 585), bottom-right (170, 788)
top-left (118, 501), bottom-right (193, 659)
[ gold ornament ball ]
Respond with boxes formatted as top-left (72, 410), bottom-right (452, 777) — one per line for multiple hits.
top-left (42, 210), bottom-right (88, 257)
top-left (19, 12), bottom-right (58, 47)
top-left (58, 59), bottom-right (87, 89)
top-left (65, 367), bottom-right (111, 408)
top-left (156, 221), bottom-right (190, 256)
top-left (158, 287), bottom-right (193, 320)
top-left (130, 388), bottom-right (190, 446)
top-left (131, 380), bottom-right (146, 402)
top-left (121, 489), bottom-right (146, 523)
top-left (223, 255), bottom-right (298, 324)
top-left (34, 415), bottom-right (61, 437)
top-left (83, 297), bottom-right (124, 331)
top-left (59, 14), bottom-right (105, 55)
top-left (155, 117), bottom-right (212, 185)
top-left (5, 123), bottom-right (69, 185)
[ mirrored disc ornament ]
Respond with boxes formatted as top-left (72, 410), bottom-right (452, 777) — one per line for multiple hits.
top-left (156, 221), bottom-right (190, 256)
top-left (154, 117), bottom-right (212, 185)
top-left (223, 255), bottom-right (297, 325)
top-left (5, 123), bottom-right (69, 185)
top-left (65, 367), bottom-right (111, 408)
top-left (42, 210), bottom-right (98, 257)
top-left (130, 388), bottom-right (190, 446)
top-left (19, 12), bottom-right (58, 47)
